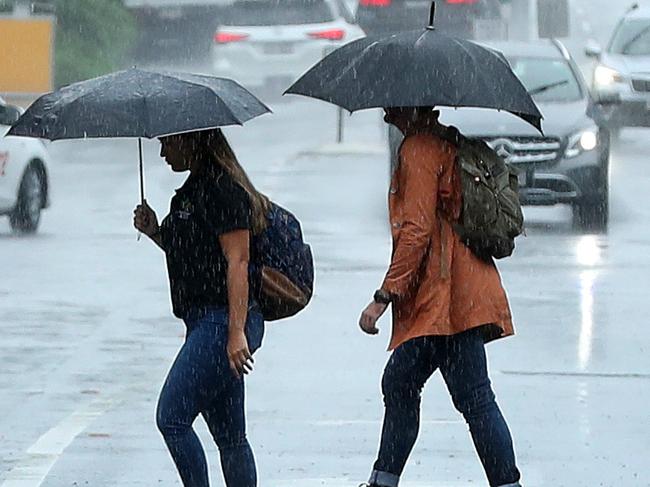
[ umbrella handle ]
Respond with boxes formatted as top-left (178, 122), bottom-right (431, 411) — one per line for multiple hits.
top-left (427, 1), bottom-right (436, 30)
top-left (138, 137), bottom-right (145, 204)
top-left (137, 137), bottom-right (144, 241)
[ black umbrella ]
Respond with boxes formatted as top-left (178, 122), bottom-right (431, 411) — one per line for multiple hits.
top-left (8, 68), bottom-right (271, 202)
top-left (285, 2), bottom-right (543, 132)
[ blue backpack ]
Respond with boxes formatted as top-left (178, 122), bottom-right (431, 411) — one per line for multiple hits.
top-left (253, 203), bottom-right (314, 321)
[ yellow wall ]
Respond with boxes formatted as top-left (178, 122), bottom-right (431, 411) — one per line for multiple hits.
top-left (0, 16), bottom-right (54, 94)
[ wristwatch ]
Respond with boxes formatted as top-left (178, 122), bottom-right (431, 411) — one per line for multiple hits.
top-left (373, 289), bottom-right (392, 305)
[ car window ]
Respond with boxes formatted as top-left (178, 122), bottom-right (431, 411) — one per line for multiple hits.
top-left (609, 18), bottom-right (650, 55)
top-left (220, 0), bottom-right (336, 26)
top-left (508, 57), bottom-right (582, 103)
top-left (477, 0), bottom-right (503, 19)
top-left (333, 0), bottom-right (355, 24)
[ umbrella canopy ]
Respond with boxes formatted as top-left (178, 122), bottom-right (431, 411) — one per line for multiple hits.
top-left (8, 68), bottom-right (271, 140)
top-left (285, 7), bottom-right (543, 132)
top-left (7, 68), bottom-right (270, 206)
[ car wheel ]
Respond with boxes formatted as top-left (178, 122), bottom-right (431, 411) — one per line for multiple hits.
top-left (10, 166), bottom-right (44, 234)
top-left (609, 124), bottom-right (622, 143)
top-left (573, 189), bottom-right (609, 233)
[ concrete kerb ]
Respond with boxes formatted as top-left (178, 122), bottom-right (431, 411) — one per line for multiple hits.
top-left (296, 142), bottom-right (386, 159)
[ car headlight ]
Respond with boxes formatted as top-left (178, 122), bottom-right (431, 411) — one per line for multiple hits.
top-left (593, 65), bottom-right (624, 87)
top-left (566, 128), bottom-right (599, 158)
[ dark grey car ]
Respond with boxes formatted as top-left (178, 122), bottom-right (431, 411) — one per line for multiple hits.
top-left (356, 0), bottom-right (504, 39)
top-left (389, 40), bottom-right (612, 232)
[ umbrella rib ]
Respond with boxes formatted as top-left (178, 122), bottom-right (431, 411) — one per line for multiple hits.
top-left (141, 70), bottom-right (253, 127)
top-left (138, 76), bottom-right (151, 138)
top-left (142, 70), bottom-right (235, 100)
top-left (215, 96), bottom-right (244, 126)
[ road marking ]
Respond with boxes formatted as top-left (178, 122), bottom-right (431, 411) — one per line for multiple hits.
top-left (306, 419), bottom-right (461, 426)
top-left (501, 370), bottom-right (650, 379)
top-left (271, 480), bottom-right (465, 487)
top-left (1, 399), bottom-right (115, 487)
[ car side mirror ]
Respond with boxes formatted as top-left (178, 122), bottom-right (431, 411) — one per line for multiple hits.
top-left (585, 41), bottom-right (603, 59)
top-left (0, 104), bottom-right (22, 126)
top-left (594, 90), bottom-right (621, 105)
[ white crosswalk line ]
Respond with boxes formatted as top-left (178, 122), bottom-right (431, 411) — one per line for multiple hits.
top-left (1, 399), bottom-right (116, 487)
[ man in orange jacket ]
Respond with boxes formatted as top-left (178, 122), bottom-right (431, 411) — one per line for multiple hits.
top-left (359, 107), bottom-right (522, 487)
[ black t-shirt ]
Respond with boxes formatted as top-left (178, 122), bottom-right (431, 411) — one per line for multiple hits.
top-left (160, 168), bottom-right (252, 319)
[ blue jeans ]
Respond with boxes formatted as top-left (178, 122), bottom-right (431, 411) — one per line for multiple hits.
top-left (156, 307), bottom-right (264, 487)
top-left (372, 328), bottom-right (521, 487)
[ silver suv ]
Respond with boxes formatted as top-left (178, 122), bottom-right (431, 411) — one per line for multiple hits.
top-left (586, 4), bottom-right (650, 132)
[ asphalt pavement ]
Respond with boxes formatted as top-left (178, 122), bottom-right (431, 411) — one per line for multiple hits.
top-left (1, 2), bottom-right (650, 486)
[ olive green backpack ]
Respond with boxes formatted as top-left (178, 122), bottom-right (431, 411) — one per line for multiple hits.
top-left (434, 126), bottom-right (525, 261)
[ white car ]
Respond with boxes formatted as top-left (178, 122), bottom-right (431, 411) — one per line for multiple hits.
top-left (212, 0), bottom-right (365, 90)
top-left (0, 99), bottom-right (51, 233)
top-left (585, 4), bottom-right (650, 131)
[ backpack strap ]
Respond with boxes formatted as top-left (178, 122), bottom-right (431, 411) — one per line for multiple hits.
top-left (428, 125), bottom-right (463, 281)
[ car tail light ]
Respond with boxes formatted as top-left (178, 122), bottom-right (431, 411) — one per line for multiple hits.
top-left (307, 29), bottom-right (346, 41)
top-left (359, 0), bottom-right (391, 7)
top-left (214, 32), bottom-right (249, 44)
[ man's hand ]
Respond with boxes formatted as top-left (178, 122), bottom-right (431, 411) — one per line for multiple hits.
top-left (227, 329), bottom-right (254, 377)
top-left (359, 301), bottom-right (389, 335)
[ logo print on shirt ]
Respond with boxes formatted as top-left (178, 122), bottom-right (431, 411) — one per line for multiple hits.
top-left (177, 199), bottom-right (193, 220)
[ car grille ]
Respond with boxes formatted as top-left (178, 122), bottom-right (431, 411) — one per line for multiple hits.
top-left (632, 78), bottom-right (650, 92)
top-left (485, 137), bottom-right (561, 164)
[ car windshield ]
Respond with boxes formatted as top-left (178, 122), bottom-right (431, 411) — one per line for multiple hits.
top-left (220, 0), bottom-right (335, 26)
top-left (508, 57), bottom-right (582, 103)
top-left (609, 19), bottom-right (650, 55)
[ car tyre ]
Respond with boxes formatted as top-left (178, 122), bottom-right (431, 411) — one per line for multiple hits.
top-left (573, 190), bottom-right (608, 233)
top-left (609, 124), bottom-right (622, 144)
top-left (10, 166), bottom-right (44, 234)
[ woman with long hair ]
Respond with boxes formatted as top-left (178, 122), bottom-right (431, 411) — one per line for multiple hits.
top-left (133, 128), bottom-right (269, 487)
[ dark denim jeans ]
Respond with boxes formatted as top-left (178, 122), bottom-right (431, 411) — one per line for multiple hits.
top-left (372, 327), bottom-right (521, 487)
top-left (156, 307), bottom-right (264, 487)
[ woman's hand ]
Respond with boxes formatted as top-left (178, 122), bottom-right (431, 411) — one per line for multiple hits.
top-left (133, 200), bottom-right (159, 237)
top-left (359, 301), bottom-right (389, 335)
top-left (227, 329), bottom-right (254, 377)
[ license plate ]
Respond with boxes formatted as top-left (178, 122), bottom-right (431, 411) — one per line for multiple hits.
top-left (517, 170), bottom-right (527, 188)
top-left (263, 43), bottom-right (294, 55)
top-left (159, 7), bottom-right (183, 20)
top-left (404, 0), bottom-right (429, 7)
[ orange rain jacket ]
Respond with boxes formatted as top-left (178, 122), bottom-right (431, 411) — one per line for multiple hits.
top-left (381, 132), bottom-right (515, 351)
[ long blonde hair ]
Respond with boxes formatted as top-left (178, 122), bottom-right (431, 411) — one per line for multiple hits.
top-left (183, 128), bottom-right (270, 234)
